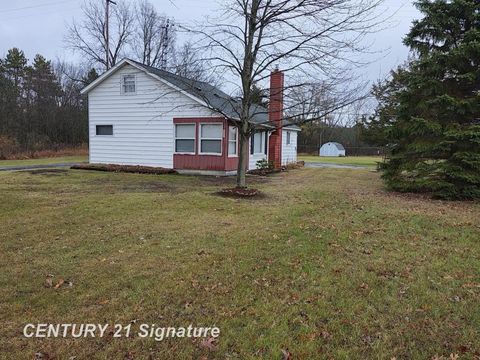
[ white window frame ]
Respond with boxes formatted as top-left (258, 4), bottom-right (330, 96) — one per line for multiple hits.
top-left (199, 123), bottom-right (223, 156)
top-left (253, 131), bottom-right (265, 155)
top-left (174, 123), bottom-right (196, 155)
top-left (228, 126), bottom-right (238, 157)
top-left (95, 124), bottom-right (114, 136)
top-left (286, 131), bottom-right (291, 145)
top-left (121, 74), bottom-right (136, 94)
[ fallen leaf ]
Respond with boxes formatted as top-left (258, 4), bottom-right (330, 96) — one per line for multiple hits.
top-left (281, 349), bottom-right (292, 360)
top-left (44, 275), bottom-right (54, 288)
top-left (321, 330), bottom-right (331, 339)
top-left (199, 337), bottom-right (217, 351)
top-left (462, 282), bottom-right (480, 288)
top-left (54, 278), bottom-right (65, 289)
top-left (98, 299), bottom-right (110, 305)
top-left (35, 352), bottom-right (50, 360)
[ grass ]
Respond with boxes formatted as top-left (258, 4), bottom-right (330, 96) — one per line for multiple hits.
top-left (0, 156), bottom-right (88, 167)
top-left (298, 155), bottom-right (383, 167)
top-left (0, 168), bottom-right (479, 359)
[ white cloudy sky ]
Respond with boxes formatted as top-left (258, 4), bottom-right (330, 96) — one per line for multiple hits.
top-left (0, 0), bottom-right (421, 84)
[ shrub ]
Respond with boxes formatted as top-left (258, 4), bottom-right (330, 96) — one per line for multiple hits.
top-left (256, 158), bottom-right (274, 170)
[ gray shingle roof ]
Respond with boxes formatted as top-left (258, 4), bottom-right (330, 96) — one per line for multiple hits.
top-left (130, 60), bottom-right (300, 131)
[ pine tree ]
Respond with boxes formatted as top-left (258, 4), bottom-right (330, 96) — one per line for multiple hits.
top-left (369, 0), bottom-right (480, 200)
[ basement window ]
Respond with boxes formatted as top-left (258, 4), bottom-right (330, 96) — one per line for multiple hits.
top-left (200, 124), bottom-right (223, 155)
top-left (122, 74), bottom-right (136, 94)
top-left (175, 124), bottom-right (196, 153)
top-left (96, 125), bottom-right (113, 136)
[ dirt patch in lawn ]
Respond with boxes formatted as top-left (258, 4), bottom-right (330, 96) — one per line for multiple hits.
top-left (194, 174), bottom-right (271, 187)
top-left (26, 169), bottom-right (69, 176)
top-left (214, 187), bottom-right (266, 199)
top-left (119, 181), bottom-right (177, 193)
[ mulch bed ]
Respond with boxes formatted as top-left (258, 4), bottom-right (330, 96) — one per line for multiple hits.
top-left (247, 168), bottom-right (281, 176)
top-left (215, 187), bottom-right (265, 199)
top-left (71, 163), bottom-right (177, 175)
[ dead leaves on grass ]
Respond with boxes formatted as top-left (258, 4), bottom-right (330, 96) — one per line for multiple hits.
top-left (281, 348), bottom-right (292, 360)
top-left (44, 275), bottom-right (73, 289)
top-left (199, 337), bottom-right (218, 351)
top-left (34, 351), bottom-right (51, 360)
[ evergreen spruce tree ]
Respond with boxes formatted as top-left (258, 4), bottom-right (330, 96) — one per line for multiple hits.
top-left (369, 0), bottom-right (480, 200)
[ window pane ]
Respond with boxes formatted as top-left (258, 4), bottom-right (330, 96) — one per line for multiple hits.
top-left (201, 124), bottom-right (222, 138)
top-left (229, 126), bottom-right (237, 141)
top-left (229, 141), bottom-right (237, 155)
top-left (176, 124), bottom-right (195, 138)
top-left (124, 84), bottom-right (135, 93)
top-left (175, 139), bottom-right (195, 153)
top-left (253, 132), bottom-right (263, 153)
top-left (123, 75), bottom-right (135, 93)
top-left (96, 125), bottom-right (113, 135)
top-left (286, 131), bottom-right (291, 145)
top-left (201, 140), bottom-right (221, 153)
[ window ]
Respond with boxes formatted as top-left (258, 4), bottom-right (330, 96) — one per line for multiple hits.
top-left (286, 131), bottom-right (291, 145)
top-left (96, 125), bottom-right (113, 136)
top-left (228, 126), bottom-right (238, 156)
top-left (200, 124), bottom-right (223, 154)
top-left (175, 124), bottom-right (195, 153)
top-left (251, 131), bottom-right (266, 154)
top-left (122, 74), bottom-right (136, 93)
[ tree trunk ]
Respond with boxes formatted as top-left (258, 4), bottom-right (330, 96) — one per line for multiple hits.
top-left (236, 131), bottom-right (248, 188)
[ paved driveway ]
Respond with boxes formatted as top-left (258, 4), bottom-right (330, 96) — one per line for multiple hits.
top-left (0, 163), bottom-right (82, 172)
top-left (304, 162), bottom-right (370, 169)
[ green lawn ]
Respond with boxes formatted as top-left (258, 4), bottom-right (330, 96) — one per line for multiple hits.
top-left (0, 168), bottom-right (479, 359)
top-left (299, 155), bottom-right (383, 167)
top-left (0, 155), bottom-right (88, 167)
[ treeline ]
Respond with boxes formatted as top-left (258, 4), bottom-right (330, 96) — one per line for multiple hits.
top-left (0, 48), bottom-right (98, 158)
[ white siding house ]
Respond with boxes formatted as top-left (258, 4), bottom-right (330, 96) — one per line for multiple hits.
top-left (88, 63), bottom-right (216, 168)
top-left (81, 58), bottom-right (300, 174)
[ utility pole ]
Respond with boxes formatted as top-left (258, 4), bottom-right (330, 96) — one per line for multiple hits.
top-left (160, 19), bottom-right (172, 70)
top-left (105, 0), bottom-right (117, 71)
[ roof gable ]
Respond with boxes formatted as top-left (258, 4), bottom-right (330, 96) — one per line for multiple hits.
top-left (81, 58), bottom-right (300, 131)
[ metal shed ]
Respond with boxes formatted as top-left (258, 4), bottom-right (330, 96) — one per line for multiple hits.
top-left (319, 142), bottom-right (346, 157)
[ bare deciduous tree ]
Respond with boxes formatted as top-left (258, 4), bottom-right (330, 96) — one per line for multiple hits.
top-left (185, 0), bottom-right (384, 187)
top-left (65, 0), bottom-right (135, 70)
top-left (172, 41), bottom-right (217, 83)
top-left (133, 0), bottom-right (175, 69)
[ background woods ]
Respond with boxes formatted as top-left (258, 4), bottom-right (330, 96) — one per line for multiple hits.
top-left (0, 48), bottom-right (97, 158)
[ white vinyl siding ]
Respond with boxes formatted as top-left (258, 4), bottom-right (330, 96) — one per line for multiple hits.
top-left (282, 129), bottom-right (298, 165)
top-left (88, 63), bottom-right (217, 167)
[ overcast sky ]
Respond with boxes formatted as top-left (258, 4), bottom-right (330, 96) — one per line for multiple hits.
top-left (0, 0), bottom-right (421, 84)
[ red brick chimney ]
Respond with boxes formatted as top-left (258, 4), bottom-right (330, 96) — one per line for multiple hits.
top-left (268, 68), bottom-right (284, 169)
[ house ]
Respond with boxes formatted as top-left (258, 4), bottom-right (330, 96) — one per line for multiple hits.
top-left (80, 58), bottom-right (300, 175)
top-left (319, 142), bottom-right (346, 157)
